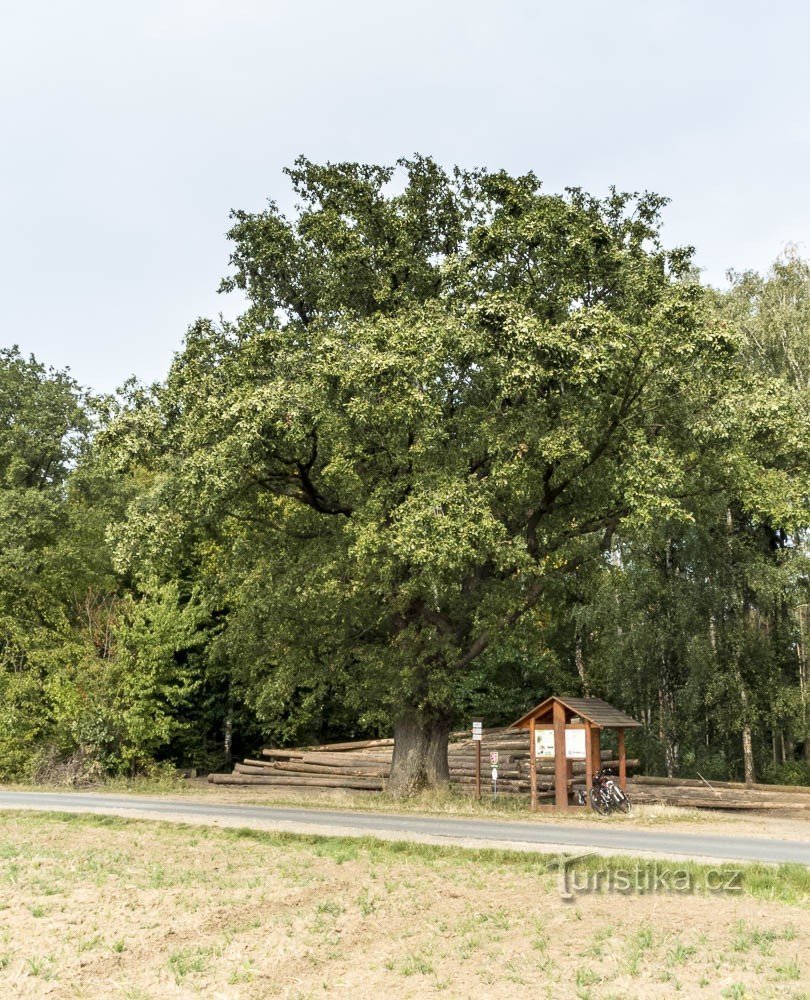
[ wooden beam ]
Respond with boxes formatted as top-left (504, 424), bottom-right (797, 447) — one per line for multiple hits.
top-left (208, 773), bottom-right (384, 790)
top-left (529, 724), bottom-right (587, 731)
top-left (590, 725), bottom-right (601, 785)
top-left (618, 727), bottom-right (627, 791)
top-left (301, 738), bottom-right (395, 752)
top-left (584, 722), bottom-right (593, 808)
top-left (529, 717), bottom-right (538, 811)
top-left (553, 700), bottom-right (568, 811)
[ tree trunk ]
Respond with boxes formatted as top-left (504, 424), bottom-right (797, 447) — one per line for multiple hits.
top-left (736, 669), bottom-right (756, 783)
top-left (797, 604), bottom-right (808, 759)
top-left (658, 653), bottom-right (679, 778)
top-left (574, 627), bottom-right (590, 697)
top-left (388, 712), bottom-right (451, 796)
top-left (223, 696), bottom-right (233, 769)
top-left (742, 721), bottom-right (756, 784)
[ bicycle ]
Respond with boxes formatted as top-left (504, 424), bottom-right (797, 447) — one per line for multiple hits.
top-left (578, 768), bottom-right (631, 814)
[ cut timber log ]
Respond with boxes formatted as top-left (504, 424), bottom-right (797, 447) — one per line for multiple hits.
top-left (453, 777), bottom-right (555, 792)
top-left (261, 749), bottom-right (390, 767)
top-left (450, 741), bottom-right (529, 752)
top-left (209, 773), bottom-right (384, 790)
top-left (273, 761), bottom-right (388, 778)
top-left (629, 791), bottom-right (778, 811)
top-left (234, 761), bottom-right (386, 778)
top-left (508, 749), bottom-right (617, 763)
top-left (630, 775), bottom-right (810, 794)
top-left (288, 752), bottom-right (391, 769)
top-left (300, 738), bottom-right (395, 752)
top-left (626, 778), bottom-right (810, 811)
top-left (450, 769), bottom-right (525, 780)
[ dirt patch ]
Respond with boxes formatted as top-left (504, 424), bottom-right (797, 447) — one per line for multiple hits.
top-left (0, 811), bottom-right (807, 999)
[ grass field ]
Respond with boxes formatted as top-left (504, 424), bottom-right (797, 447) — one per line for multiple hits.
top-left (0, 811), bottom-right (807, 999)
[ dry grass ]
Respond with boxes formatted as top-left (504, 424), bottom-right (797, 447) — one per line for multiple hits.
top-left (0, 810), bottom-right (807, 999)
top-left (233, 787), bottom-right (720, 826)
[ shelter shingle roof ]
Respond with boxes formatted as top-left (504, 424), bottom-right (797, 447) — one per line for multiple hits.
top-left (512, 696), bottom-right (642, 730)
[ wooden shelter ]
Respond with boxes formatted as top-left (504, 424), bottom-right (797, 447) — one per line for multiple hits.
top-left (512, 696), bottom-right (642, 811)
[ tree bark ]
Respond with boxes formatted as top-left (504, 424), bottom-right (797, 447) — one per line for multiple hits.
top-left (574, 626), bottom-right (590, 696)
top-left (223, 695), bottom-right (234, 768)
top-left (737, 667), bottom-right (756, 784)
top-left (797, 604), bottom-right (808, 760)
top-left (658, 654), bottom-right (679, 778)
top-left (741, 720), bottom-right (756, 784)
top-left (388, 712), bottom-right (451, 796)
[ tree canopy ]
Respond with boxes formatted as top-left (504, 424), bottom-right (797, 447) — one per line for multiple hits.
top-left (1, 159), bottom-right (808, 791)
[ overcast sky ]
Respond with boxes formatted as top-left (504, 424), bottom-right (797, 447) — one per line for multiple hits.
top-left (2, 1), bottom-right (808, 393)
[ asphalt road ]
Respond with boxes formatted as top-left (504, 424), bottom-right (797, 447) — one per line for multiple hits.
top-left (1, 790), bottom-right (808, 865)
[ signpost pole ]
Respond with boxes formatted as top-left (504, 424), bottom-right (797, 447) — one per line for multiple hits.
top-left (529, 717), bottom-right (537, 812)
top-left (472, 718), bottom-right (482, 800)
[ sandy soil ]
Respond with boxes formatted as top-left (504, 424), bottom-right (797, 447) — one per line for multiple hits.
top-left (0, 811), bottom-right (806, 999)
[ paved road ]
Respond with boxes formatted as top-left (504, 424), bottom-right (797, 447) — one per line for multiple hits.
top-left (1, 791), bottom-right (808, 865)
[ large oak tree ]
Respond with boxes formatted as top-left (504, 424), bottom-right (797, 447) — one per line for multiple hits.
top-left (105, 158), bottom-right (802, 792)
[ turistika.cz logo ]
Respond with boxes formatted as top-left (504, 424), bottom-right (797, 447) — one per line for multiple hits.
top-left (553, 854), bottom-right (743, 901)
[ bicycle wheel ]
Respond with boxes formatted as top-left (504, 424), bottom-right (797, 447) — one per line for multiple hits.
top-left (610, 785), bottom-right (631, 814)
top-left (590, 787), bottom-right (609, 815)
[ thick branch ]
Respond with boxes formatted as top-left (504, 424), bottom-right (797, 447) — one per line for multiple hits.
top-left (295, 462), bottom-right (352, 516)
top-left (525, 356), bottom-right (645, 554)
top-left (455, 519), bottom-right (618, 671)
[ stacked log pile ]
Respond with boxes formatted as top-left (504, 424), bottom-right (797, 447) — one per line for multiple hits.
top-left (441, 729), bottom-right (636, 798)
top-left (209, 732), bottom-right (810, 810)
top-left (209, 728), bottom-right (636, 797)
top-left (627, 775), bottom-right (810, 811)
top-left (214, 740), bottom-right (394, 792)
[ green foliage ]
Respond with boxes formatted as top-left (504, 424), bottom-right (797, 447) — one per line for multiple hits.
top-left (0, 349), bottom-right (90, 778)
top-left (760, 760), bottom-right (810, 787)
top-left (569, 250), bottom-right (810, 781)
top-left (99, 158), bottom-right (807, 776)
top-left (43, 583), bottom-right (207, 775)
top-left (0, 351), bottom-right (212, 779)
top-left (1, 162), bottom-right (808, 785)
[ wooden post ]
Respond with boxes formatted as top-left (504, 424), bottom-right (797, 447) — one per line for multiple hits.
top-left (590, 725), bottom-right (601, 785)
top-left (553, 700), bottom-right (568, 811)
top-left (618, 727), bottom-right (627, 791)
top-left (475, 738), bottom-right (481, 799)
top-left (584, 722), bottom-right (593, 808)
top-left (529, 716), bottom-right (537, 811)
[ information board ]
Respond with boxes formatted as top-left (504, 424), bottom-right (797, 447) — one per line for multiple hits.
top-left (534, 728), bottom-right (587, 759)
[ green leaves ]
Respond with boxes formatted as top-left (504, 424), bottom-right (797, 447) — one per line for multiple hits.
top-left (6, 159), bottom-right (806, 783)
top-left (0, 347), bottom-right (88, 491)
top-left (105, 157), bottom-right (777, 749)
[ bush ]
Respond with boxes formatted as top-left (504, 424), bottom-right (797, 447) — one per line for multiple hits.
top-left (759, 760), bottom-right (810, 787)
